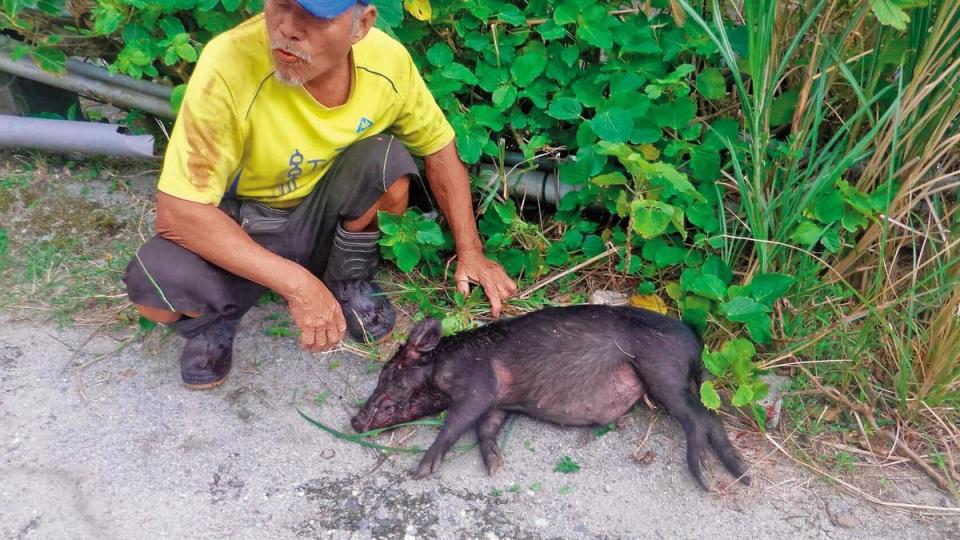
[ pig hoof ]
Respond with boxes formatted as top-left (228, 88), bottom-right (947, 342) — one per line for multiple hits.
top-left (485, 458), bottom-right (502, 476)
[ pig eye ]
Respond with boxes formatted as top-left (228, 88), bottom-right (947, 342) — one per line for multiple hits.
top-left (382, 403), bottom-right (395, 414)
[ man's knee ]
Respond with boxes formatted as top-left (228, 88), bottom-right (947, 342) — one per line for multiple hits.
top-left (380, 175), bottom-right (410, 214)
top-left (134, 303), bottom-right (184, 325)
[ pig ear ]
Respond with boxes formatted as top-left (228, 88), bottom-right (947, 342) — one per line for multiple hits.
top-left (407, 318), bottom-right (442, 353)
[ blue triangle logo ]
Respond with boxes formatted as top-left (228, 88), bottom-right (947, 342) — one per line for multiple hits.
top-left (356, 117), bottom-right (374, 133)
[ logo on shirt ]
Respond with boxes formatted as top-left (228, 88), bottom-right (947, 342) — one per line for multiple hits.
top-left (278, 148), bottom-right (325, 195)
top-left (355, 116), bottom-right (374, 133)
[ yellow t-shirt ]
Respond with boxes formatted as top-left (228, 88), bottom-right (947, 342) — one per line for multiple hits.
top-left (158, 14), bottom-right (455, 207)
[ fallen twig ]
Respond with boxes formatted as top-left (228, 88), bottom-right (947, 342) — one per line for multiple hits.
top-left (519, 245), bottom-right (618, 299)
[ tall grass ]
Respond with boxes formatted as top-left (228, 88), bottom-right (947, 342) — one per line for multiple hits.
top-left (678, 0), bottom-right (959, 490)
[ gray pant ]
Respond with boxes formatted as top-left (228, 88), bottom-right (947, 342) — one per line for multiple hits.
top-left (123, 134), bottom-right (419, 337)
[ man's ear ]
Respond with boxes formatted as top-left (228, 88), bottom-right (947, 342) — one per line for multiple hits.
top-left (352, 5), bottom-right (377, 42)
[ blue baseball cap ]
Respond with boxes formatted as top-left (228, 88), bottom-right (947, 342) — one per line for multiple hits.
top-left (296, 0), bottom-right (369, 19)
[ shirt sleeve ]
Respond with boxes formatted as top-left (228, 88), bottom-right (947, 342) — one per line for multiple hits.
top-left (157, 42), bottom-right (244, 206)
top-left (389, 49), bottom-right (456, 156)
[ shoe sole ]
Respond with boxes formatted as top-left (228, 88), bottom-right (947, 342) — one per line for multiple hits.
top-left (183, 374), bottom-right (228, 390)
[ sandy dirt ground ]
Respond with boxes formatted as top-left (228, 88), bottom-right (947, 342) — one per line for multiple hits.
top-left (2, 309), bottom-right (958, 539)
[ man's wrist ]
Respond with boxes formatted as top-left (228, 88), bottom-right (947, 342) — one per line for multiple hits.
top-left (456, 242), bottom-right (484, 257)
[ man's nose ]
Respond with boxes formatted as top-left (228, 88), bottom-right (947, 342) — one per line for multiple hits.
top-left (276, 11), bottom-right (304, 41)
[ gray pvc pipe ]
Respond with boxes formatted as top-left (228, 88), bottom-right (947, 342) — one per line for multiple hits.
top-left (64, 58), bottom-right (173, 100)
top-left (0, 115), bottom-right (155, 158)
top-left (0, 40), bottom-right (174, 118)
top-left (476, 164), bottom-right (582, 207)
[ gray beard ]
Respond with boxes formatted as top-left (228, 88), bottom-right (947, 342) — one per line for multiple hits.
top-left (273, 68), bottom-right (305, 87)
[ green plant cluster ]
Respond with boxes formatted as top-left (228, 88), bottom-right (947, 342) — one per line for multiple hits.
top-left (3, 0), bottom-right (954, 433)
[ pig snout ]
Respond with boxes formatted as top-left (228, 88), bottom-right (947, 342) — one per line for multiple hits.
top-left (351, 409), bottom-right (374, 433)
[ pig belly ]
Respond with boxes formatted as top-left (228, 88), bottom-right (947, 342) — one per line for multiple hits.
top-left (506, 363), bottom-right (644, 427)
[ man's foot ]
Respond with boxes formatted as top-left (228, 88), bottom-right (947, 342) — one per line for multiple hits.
top-left (328, 279), bottom-right (396, 344)
top-left (179, 318), bottom-right (238, 389)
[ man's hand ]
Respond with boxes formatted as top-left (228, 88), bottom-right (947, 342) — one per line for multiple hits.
top-left (283, 269), bottom-right (347, 352)
top-left (455, 249), bottom-right (518, 318)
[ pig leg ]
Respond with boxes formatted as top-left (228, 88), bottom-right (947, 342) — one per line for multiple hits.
top-left (476, 408), bottom-right (508, 476)
top-left (647, 388), bottom-right (712, 490)
top-left (414, 396), bottom-right (495, 479)
top-left (704, 411), bottom-right (751, 485)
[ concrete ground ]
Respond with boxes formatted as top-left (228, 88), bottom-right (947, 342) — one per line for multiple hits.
top-left (2, 308), bottom-right (958, 540)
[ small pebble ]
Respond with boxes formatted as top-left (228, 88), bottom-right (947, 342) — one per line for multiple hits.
top-left (834, 511), bottom-right (858, 529)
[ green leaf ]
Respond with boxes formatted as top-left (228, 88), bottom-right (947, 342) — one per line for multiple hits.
top-left (175, 42), bottom-right (198, 62)
top-left (498, 4), bottom-right (527, 26)
top-left (553, 2), bottom-right (579, 25)
top-left (554, 456), bottom-right (581, 473)
top-left (688, 273), bottom-right (727, 301)
top-left (790, 221), bottom-right (823, 246)
top-left (813, 189), bottom-right (845, 223)
top-left (138, 315), bottom-right (157, 331)
top-left (721, 296), bottom-right (770, 323)
top-left (538, 20), bottom-right (567, 40)
top-left (511, 50), bottom-right (547, 87)
top-left (701, 256), bottom-right (733, 285)
top-left (471, 105), bottom-right (505, 131)
top-left (652, 97), bottom-right (697, 131)
top-left (590, 108), bottom-right (633, 143)
top-left (841, 210), bottom-right (868, 232)
top-left (731, 385), bottom-right (754, 407)
top-left (690, 146), bottom-right (721, 183)
top-left (869, 0), bottom-right (910, 30)
top-left (159, 16), bottom-right (187, 39)
top-left (454, 127), bottom-right (486, 164)
top-left (414, 220), bottom-right (444, 245)
top-left (746, 273), bottom-right (794, 306)
top-left (577, 21), bottom-right (613, 49)
top-left (630, 199), bottom-right (674, 239)
top-left (560, 45), bottom-right (580, 67)
top-left (442, 63), bottom-right (479, 85)
top-left (0, 227), bottom-right (9, 256)
top-left (546, 97), bottom-right (582, 121)
top-left (752, 404), bottom-right (768, 431)
top-left (94, 7), bottom-right (123, 35)
top-left (221, 0), bottom-right (242, 11)
top-left (29, 46), bottom-right (67, 75)
top-left (491, 85), bottom-right (518, 110)
top-left (770, 89), bottom-right (800, 127)
top-left (821, 227), bottom-right (841, 253)
top-left (582, 235), bottom-right (606, 257)
top-left (702, 350), bottom-right (728, 377)
top-left (696, 68), bottom-right (726, 100)
top-left (546, 242), bottom-right (569, 266)
top-left (700, 381), bottom-right (721, 410)
top-left (591, 172), bottom-right (627, 187)
top-left (394, 243), bottom-right (421, 273)
top-left (426, 42), bottom-right (454, 66)
top-left (499, 249), bottom-right (525, 276)
top-left (745, 314), bottom-right (773, 344)
top-left (721, 337), bottom-right (756, 363)
top-left (170, 84), bottom-right (187, 112)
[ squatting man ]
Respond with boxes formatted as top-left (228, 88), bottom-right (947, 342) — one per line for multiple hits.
top-left (124, 0), bottom-right (517, 389)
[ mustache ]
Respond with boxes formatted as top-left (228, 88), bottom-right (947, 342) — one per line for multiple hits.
top-left (270, 39), bottom-right (311, 62)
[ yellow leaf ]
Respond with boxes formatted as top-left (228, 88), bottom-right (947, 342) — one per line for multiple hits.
top-left (631, 293), bottom-right (668, 314)
top-left (403, 0), bottom-right (432, 21)
top-left (638, 144), bottom-right (660, 161)
top-left (664, 281), bottom-right (682, 300)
